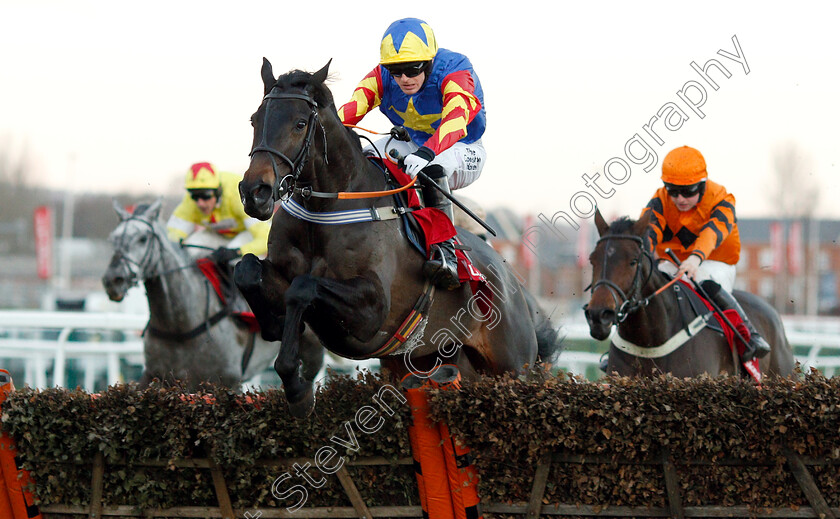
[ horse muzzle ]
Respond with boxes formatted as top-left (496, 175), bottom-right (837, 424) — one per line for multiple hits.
top-left (239, 179), bottom-right (275, 221)
top-left (584, 304), bottom-right (615, 341)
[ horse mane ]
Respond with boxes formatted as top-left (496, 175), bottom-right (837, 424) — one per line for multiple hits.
top-left (275, 69), bottom-right (335, 110)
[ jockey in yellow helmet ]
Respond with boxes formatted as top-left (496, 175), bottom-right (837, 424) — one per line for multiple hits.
top-left (641, 146), bottom-right (770, 362)
top-left (338, 18), bottom-right (486, 290)
top-left (166, 162), bottom-right (270, 262)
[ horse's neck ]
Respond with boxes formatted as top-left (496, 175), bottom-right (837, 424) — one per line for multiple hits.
top-left (301, 116), bottom-right (387, 210)
top-left (619, 269), bottom-right (684, 345)
top-left (145, 236), bottom-right (217, 332)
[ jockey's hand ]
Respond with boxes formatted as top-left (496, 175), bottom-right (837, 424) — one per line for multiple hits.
top-left (403, 147), bottom-right (435, 178)
top-left (677, 254), bottom-right (702, 280)
top-left (390, 126), bottom-right (411, 142)
top-left (210, 247), bottom-right (241, 264)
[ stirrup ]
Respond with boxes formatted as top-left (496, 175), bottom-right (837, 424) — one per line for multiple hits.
top-left (742, 334), bottom-right (771, 362)
top-left (423, 241), bottom-right (461, 290)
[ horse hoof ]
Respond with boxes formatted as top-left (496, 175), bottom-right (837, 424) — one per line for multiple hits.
top-left (287, 387), bottom-right (315, 419)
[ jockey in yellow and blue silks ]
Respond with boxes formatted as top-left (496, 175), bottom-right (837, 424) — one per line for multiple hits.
top-left (338, 18), bottom-right (486, 290)
top-left (166, 163), bottom-right (270, 263)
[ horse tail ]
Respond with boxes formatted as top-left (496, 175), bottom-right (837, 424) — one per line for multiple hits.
top-left (525, 290), bottom-right (565, 365)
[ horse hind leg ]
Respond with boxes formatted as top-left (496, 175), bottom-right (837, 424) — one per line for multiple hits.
top-left (234, 254), bottom-right (286, 341)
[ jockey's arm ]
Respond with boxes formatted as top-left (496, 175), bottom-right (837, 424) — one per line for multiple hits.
top-left (687, 193), bottom-right (737, 262)
top-left (166, 193), bottom-right (200, 242)
top-left (236, 218), bottom-right (270, 257)
top-left (421, 69), bottom-right (482, 155)
top-left (337, 67), bottom-right (384, 126)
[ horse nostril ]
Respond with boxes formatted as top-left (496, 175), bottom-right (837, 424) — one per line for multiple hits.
top-left (601, 309), bottom-right (616, 325)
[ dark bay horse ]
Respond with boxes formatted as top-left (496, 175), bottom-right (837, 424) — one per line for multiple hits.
top-left (234, 59), bottom-right (563, 416)
top-left (584, 209), bottom-right (795, 378)
top-left (101, 200), bottom-right (324, 390)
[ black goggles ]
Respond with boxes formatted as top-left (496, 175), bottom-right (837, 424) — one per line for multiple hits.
top-left (384, 62), bottom-right (427, 78)
top-left (190, 190), bottom-right (218, 201)
top-left (665, 183), bottom-right (702, 198)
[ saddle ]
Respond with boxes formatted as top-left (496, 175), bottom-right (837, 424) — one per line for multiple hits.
top-left (673, 279), bottom-right (760, 379)
top-left (371, 157), bottom-right (487, 292)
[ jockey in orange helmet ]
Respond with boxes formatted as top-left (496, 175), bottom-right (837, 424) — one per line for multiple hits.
top-left (166, 163), bottom-right (270, 263)
top-left (641, 146), bottom-right (770, 362)
top-left (338, 17), bottom-right (486, 290)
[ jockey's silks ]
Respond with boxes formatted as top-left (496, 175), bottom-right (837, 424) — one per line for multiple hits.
top-left (338, 49), bottom-right (485, 156)
top-left (643, 179), bottom-right (740, 264)
top-left (166, 170), bottom-right (270, 257)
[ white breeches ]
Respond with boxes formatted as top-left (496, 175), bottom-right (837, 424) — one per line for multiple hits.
top-left (657, 259), bottom-right (736, 293)
top-left (364, 137), bottom-right (486, 190)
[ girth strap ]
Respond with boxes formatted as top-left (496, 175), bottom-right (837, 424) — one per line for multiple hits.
top-left (609, 312), bottom-right (713, 358)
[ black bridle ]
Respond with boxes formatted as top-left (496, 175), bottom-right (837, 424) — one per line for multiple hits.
top-left (585, 234), bottom-right (656, 323)
top-left (248, 89), bottom-right (328, 201)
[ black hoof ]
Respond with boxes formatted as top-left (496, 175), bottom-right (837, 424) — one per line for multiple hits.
top-left (234, 254), bottom-right (263, 290)
top-left (287, 386), bottom-right (315, 419)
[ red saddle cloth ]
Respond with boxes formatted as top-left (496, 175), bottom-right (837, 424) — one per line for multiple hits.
top-left (195, 258), bottom-right (260, 333)
top-left (678, 280), bottom-right (761, 380)
top-left (379, 159), bottom-right (487, 293)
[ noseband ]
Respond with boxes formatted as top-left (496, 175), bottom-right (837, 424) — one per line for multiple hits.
top-left (249, 89), bottom-right (328, 201)
top-left (585, 234), bottom-right (655, 323)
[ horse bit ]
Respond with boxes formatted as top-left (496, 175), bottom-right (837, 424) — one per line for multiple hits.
top-left (584, 234), bottom-right (657, 323)
top-left (249, 89), bottom-right (328, 201)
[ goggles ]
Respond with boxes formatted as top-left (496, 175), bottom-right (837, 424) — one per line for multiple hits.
top-left (664, 182), bottom-right (702, 198)
top-left (384, 61), bottom-right (427, 78)
top-left (190, 190), bottom-right (218, 202)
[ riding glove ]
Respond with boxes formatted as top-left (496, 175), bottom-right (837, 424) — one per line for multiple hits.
top-left (678, 253), bottom-right (702, 280)
top-left (210, 247), bottom-right (241, 264)
top-left (403, 146), bottom-right (435, 178)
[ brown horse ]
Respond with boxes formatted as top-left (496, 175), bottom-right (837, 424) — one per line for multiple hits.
top-left (584, 209), bottom-right (795, 378)
top-left (234, 59), bottom-right (563, 416)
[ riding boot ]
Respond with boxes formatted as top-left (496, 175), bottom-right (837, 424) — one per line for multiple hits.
top-left (701, 280), bottom-right (772, 362)
top-left (420, 166), bottom-right (461, 290)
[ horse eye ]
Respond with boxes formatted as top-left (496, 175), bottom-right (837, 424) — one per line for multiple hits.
top-left (630, 259), bottom-right (638, 266)
top-left (296, 120), bottom-right (307, 130)
top-left (138, 236), bottom-right (148, 244)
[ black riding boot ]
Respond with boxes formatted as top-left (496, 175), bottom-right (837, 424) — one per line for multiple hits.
top-left (421, 166), bottom-right (461, 290)
top-left (701, 280), bottom-right (772, 362)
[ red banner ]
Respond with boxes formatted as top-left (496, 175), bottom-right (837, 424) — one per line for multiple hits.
top-left (788, 221), bottom-right (803, 275)
top-left (33, 206), bottom-right (53, 280)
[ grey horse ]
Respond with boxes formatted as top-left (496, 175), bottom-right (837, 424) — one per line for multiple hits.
top-left (101, 199), bottom-right (324, 390)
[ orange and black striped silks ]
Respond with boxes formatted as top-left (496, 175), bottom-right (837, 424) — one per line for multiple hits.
top-left (0, 370), bottom-right (43, 519)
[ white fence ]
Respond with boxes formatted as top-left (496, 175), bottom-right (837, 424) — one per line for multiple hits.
top-left (1, 310), bottom-right (839, 391)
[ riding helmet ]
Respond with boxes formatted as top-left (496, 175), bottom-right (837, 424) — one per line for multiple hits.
top-left (184, 162), bottom-right (221, 190)
top-left (661, 146), bottom-right (707, 185)
top-left (380, 18), bottom-right (438, 65)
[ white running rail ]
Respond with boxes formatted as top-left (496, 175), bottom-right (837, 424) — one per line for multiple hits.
top-left (1, 311), bottom-right (839, 390)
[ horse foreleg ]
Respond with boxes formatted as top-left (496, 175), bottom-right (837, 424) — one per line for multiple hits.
top-left (234, 254), bottom-right (287, 341)
top-left (278, 274), bottom-right (387, 417)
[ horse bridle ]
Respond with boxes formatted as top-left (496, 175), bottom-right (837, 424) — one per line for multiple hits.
top-left (111, 216), bottom-right (169, 284)
top-left (111, 215), bottom-right (232, 341)
top-left (249, 89), bottom-right (328, 201)
top-left (584, 234), bottom-right (656, 323)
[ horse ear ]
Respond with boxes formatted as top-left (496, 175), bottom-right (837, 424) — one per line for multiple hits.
top-left (113, 199), bottom-right (132, 221)
top-left (634, 209), bottom-right (652, 237)
top-left (312, 59), bottom-right (332, 84)
top-left (261, 57), bottom-right (275, 95)
top-left (146, 198), bottom-right (163, 221)
top-left (594, 207), bottom-right (609, 237)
